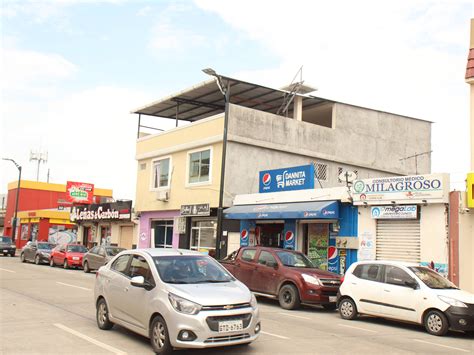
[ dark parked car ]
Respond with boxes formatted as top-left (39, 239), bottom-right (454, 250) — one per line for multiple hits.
top-left (20, 241), bottom-right (56, 264)
top-left (0, 236), bottom-right (16, 256)
top-left (221, 246), bottom-right (342, 310)
top-left (82, 245), bottom-right (125, 273)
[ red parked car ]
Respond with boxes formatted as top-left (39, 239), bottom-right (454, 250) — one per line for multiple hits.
top-left (221, 246), bottom-right (342, 310)
top-left (50, 244), bottom-right (88, 269)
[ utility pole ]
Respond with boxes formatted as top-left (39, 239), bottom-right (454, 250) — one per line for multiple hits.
top-left (2, 158), bottom-right (22, 243)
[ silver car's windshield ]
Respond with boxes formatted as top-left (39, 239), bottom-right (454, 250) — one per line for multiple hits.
top-left (409, 266), bottom-right (458, 289)
top-left (153, 255), bottom-right (235, 284)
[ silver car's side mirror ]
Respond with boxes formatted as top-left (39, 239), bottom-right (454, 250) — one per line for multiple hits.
top-left (131, 276), bottom-right (145, 288)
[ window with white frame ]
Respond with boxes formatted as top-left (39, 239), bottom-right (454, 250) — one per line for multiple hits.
top-left (191, 220), bottom-right (216, 255)
top-left (152, 158), bottom-right (170, 189)
top-left (152, 220), bottom-right (174, 248)
top-left (188, 149), bottom-right (210, 184)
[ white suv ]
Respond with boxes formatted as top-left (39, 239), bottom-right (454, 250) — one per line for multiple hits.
top-left (337, 260), bottom-right (474, 336)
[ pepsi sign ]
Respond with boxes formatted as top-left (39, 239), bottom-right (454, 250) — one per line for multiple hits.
top-left (239, 220), bottom-right (255, 247)
top-left (283, 220), bottom-right (296, 250)
top-left (259, 165), bottom-right (315, 193)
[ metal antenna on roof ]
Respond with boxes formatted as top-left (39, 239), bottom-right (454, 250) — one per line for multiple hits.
top-left (276, 66), bottom-right (304, 117)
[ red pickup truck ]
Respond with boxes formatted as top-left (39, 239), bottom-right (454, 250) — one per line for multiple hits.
top-left (220, 246), bottom-right (341, 310)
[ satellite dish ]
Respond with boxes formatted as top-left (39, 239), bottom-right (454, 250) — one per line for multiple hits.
top-left (339, 170), bottom-right (358, 183)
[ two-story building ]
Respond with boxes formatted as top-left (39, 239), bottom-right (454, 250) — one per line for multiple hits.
top-left (133, 74), bottom-right (431, 260)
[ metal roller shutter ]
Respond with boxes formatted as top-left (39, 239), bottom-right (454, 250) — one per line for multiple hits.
top-left (376, 219), bottom-right (420, 262)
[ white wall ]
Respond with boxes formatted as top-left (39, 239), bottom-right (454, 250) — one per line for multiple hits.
top-left (227, 232), bottom-right (240, 256)
top-left (419, 205), bottom-right (448, 265)
top-left (357, 207), bottom-right (376, 260)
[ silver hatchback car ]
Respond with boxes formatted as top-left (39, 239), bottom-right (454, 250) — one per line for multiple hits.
top-left (94, 248), bottom-right (261, 354)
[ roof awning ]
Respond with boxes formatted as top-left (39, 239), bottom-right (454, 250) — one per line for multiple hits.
top-left (224, 201), bottom-right (339, 220)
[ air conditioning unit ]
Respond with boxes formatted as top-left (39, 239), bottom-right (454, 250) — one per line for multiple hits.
top-left (156, 190), bottom-right (170, 202)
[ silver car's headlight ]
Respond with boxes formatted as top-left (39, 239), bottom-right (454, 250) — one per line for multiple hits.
top-left (438, 295), bottom-right (467, 308)
top-left (168, 293), bottom-right (202, 315)
top-left (250, 293), bottom-right (258, 310)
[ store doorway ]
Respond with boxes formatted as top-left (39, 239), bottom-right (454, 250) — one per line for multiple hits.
top-left (256, 223), bottom-right (284, 248)
top-left (306, 223), bottom-right (330, 270)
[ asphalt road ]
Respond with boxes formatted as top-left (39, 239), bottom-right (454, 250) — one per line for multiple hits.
top-left (1, 255), bottom-right (473, 355)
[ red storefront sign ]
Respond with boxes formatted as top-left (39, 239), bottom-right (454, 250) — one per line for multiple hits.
top-left (66, 181), bottom-right (94, 204)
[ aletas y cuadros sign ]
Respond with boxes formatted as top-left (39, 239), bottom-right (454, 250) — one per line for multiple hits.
top-left (66, 181), bottom-right (94, 204)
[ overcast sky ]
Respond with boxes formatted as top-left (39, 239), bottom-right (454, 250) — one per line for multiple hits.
top-left (1, 0), bottom-right (473, 200)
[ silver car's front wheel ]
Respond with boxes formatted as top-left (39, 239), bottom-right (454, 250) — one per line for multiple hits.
top-left (150, 315), bottom-right (171, 355)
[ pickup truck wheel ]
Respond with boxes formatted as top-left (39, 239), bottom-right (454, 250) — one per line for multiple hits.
top-left (278, 284), bottom-right (301, 310)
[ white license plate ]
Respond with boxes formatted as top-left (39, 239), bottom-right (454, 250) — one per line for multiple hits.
top-left (3, 249), bottom-right (8, 253)
top-left (73, 257), bottom-right (80, 260)
top-left (329, 296), bottom-right (337, 303)
top-left (218, 320), bottom-right (243, 333)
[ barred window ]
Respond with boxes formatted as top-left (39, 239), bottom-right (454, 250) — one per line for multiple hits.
top-left (316, 163), bottom-right (328, 181)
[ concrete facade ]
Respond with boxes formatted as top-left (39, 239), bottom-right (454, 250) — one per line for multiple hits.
top-left (224, 103), bottom-right (431, 206)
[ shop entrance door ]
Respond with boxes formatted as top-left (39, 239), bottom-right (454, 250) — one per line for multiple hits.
top-left (256, 223), bottom-right (284, 248)
top-left (120, 226), bottom-right (133, 249)
top-left (307, 223), bottom-right (330, 270)
top-left (83, 227), bottom-right (90, 246)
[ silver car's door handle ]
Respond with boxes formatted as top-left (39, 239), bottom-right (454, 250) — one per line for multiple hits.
top-left (124, 287), bottom-right (129, 292)
top-left (384, 289), bottom-right (390, 292)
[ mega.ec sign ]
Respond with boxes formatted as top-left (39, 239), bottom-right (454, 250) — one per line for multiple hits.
top-left (66, 181), bottom-right (94, 204)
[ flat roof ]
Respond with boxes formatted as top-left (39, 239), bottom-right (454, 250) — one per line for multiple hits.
top-left (132, 75), bottom-right (329, 122)
top-left (132, 74), bottom-right (430, 123)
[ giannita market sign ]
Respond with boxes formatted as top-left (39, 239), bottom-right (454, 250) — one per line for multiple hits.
top-left (70, 201), bottom-right (132, 222)
top-left (351, 173), bottom-right (449, 205)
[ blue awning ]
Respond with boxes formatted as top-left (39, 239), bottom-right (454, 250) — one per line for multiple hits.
top-left (224, 201), bottom-right (339, 220)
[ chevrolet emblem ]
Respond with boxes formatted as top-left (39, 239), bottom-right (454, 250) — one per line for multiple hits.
top-left (223, 305), bottom-right (234, 310)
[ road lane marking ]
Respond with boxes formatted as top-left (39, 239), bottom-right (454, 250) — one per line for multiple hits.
top-left (261, 331), bottom-right (290, 340)
top-left (338, 323), bottom-right (378, 333)
top-left (56, 282), bottom-right (91, 291)
top-left (54, 323), bottom-right (127, 355)
top-left (413, 339), bottom-right (471, 353)
top-left (278, 312), bottom-right (311, 320)
top-left (0, 268), bottom-right (15, 273)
